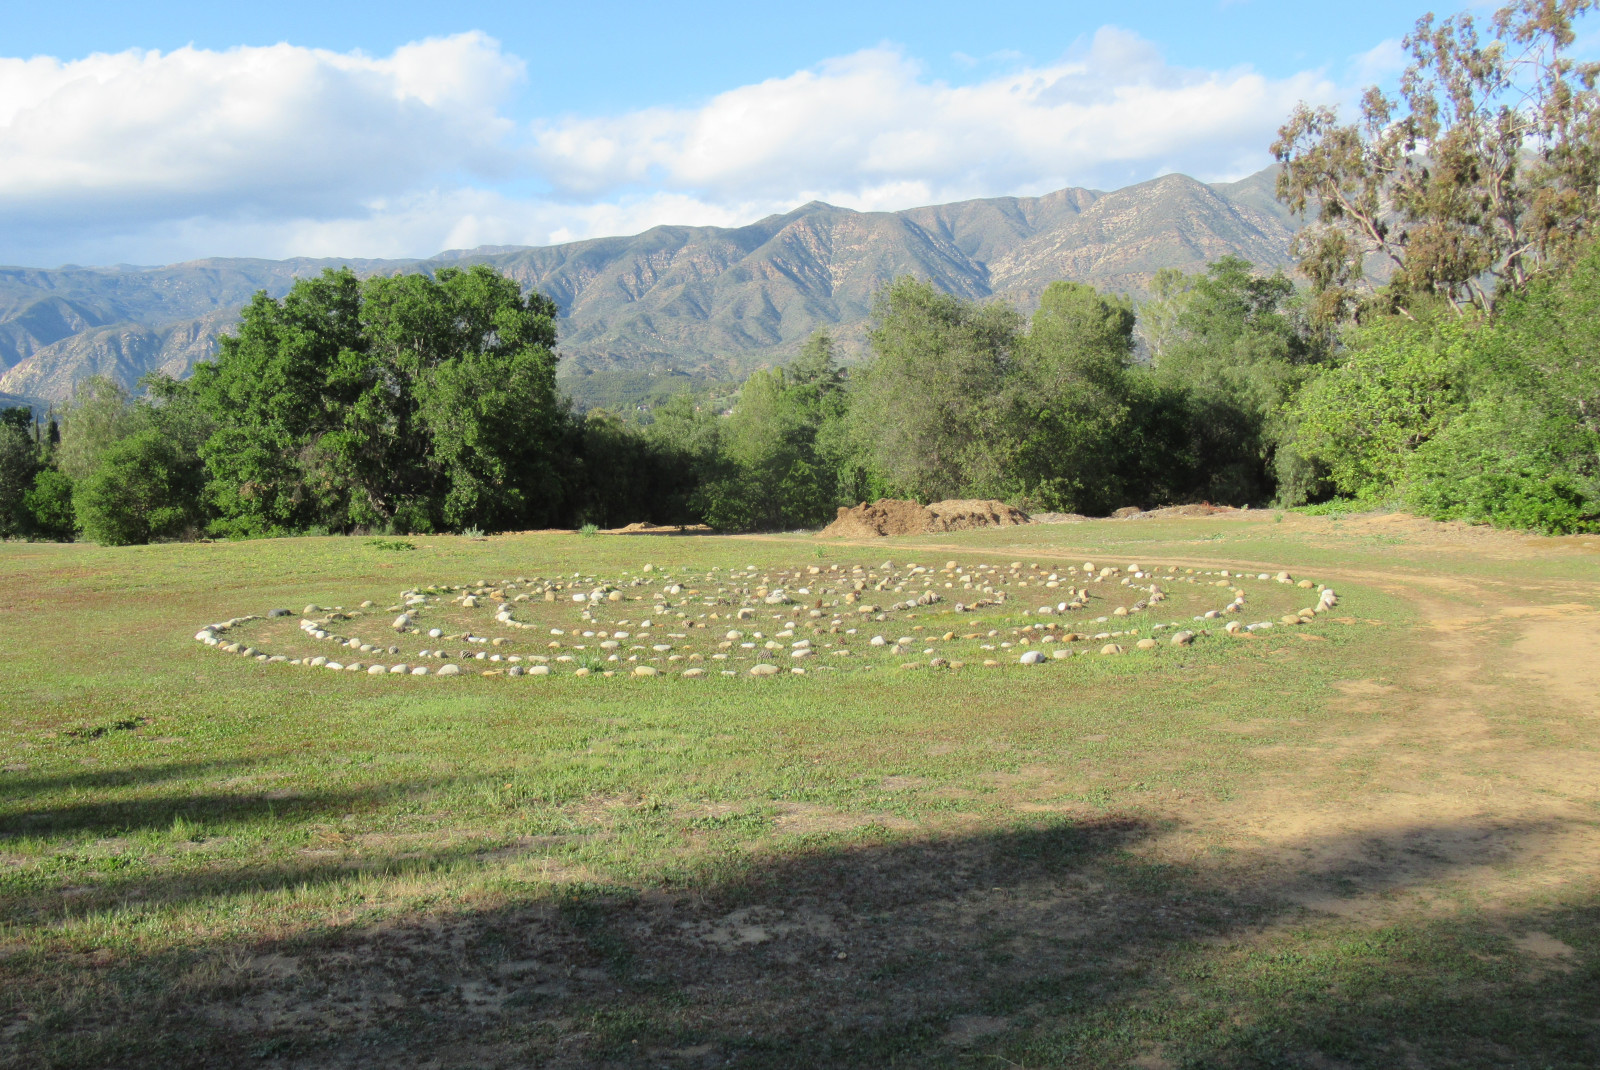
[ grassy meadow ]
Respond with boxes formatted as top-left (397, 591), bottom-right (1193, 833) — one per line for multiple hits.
top-left (1, 512), bottom-right (1598, 1068)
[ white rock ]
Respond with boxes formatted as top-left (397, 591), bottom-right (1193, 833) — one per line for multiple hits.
top-left (1019, 650), bottom-right (1046, 664)
top-left (437, 663), bottom-right (461, 676)
top-left (750, 664), bottom-right (780, 676)
top-left (367, 665), bottom-right (387, 675)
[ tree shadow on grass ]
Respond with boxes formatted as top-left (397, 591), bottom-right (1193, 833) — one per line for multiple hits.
top-left (0, 778), bottom-right (435, 842)
top-left (1, 814), bottom-right (1596, 1069)
top-left (0, 758), bottom-right (262, 802)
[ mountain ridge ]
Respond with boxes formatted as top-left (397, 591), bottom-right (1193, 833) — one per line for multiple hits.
top-left (0, 167), bottom-right (1300, 406)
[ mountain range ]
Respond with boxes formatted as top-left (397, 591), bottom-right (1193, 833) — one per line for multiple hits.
top-left (0, 166), bottom-right (1299, 409)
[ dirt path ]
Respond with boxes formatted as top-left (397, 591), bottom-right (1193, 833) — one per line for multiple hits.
top-left (745, 514), bottom-right (1600, 922)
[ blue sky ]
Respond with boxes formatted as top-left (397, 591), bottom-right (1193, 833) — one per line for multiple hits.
top-left (0, 1), bottom-right (1465, 266)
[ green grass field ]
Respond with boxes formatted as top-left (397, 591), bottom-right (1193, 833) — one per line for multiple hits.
top-left (2, 512), bottom-right (1598, 1068)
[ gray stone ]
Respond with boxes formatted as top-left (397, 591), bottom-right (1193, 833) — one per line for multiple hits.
top-left (1171, 630), bottom-right (1196, 646)
top-left (750, 664), bottom-right (780, 676)
top-left (436, 663), bottom-right (462, 676)
top-left (1019, 650), bottom-right (1046, 664)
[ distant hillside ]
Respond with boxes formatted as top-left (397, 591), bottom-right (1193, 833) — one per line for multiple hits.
top-left (0, 167), bottom-right (1300, 407)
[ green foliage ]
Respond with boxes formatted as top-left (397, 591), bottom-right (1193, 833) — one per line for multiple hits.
top-left (1149, 257), bottom-right (1328, 505)
top-left (0, 419), bottom-right (41, 538)
top-left (75, 428), bottom-right (207, 546)
top-left (1289, 242), bottom-right (1600, 533)
top-left (698, 350), bottom-right (845, 532)
top-left (1290, 313), bottom-right (1473, 502)
top-left (55, 377), bottom-right (138, 483)
top-left (24, 469), bottom-right (76, 540)
top-left (189, 265), bottom-right (565, 536)
top-left (1011, 281), bottom-right (1138, 513)
top-left (848, 278), bottom-right (1024, 502)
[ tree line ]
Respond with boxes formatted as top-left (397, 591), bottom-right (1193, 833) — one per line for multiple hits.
top-left (2, 0), bottom-right (1596, 543)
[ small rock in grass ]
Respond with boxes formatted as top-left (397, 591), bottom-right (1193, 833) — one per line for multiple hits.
top-left (436, 664), bottom-right (461, 676)
top-left (573, 667), bottom-right (591, 677)
top-left (750, 664), bottom-right (780, 676)
top-left (633, 665), bottom-right (660, 676)
top-left (1171, 630), bottom-right (1196, 646)
top-left (681, 668), bottom-right (705, 677)
top-left (268, 608), bottom-right (291, 618)
top-left (1019, 650), bottom-right (1046, 665)
top-left (1136, 638), bottom-right (1158, 650)
top-left (1100, 644), bottom-right (1123, 655)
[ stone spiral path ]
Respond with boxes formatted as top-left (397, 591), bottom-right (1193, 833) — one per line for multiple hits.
top-left (193, 557), bottom-right (1341, 679)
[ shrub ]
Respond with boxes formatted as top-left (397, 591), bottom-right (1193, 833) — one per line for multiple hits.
top-left (24, 469), bottom-right (76, 539)
top-left (76, 429), bottom-right (206, 545)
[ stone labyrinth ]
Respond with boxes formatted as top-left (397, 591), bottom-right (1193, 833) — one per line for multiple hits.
top-left (192, 558), bottom-right (1342, 679)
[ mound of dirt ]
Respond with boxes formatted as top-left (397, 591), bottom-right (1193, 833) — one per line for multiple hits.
top-left (1115, 504), bottom-right (1244, 520)
top-left (822, 498), bottom-right (1031, 537)
top-left (822, 499), bottom-right (935, 537)
top-left (925, 499), bottom-right (1032, 532)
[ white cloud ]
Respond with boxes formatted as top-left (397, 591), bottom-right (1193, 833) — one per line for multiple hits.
top-left (0, 33), bottom-right (521, 227)
top-left (528, 29), bottom-right (1336, 208)
top-left (0, 28), bottom-right (1346, 266)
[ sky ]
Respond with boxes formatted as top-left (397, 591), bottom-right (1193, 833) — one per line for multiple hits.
top-left (0, 1), bottom-right (1456, 267)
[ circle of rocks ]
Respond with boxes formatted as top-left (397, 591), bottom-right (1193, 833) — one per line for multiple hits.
top-left (191, 560), bottom-right (1341, 680)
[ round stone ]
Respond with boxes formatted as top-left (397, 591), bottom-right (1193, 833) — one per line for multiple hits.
top-left (1136, 638), bottom-right (1158, 650)
top-left (750, 664), bottom-right (780, 676)
top-left (367, 665), bottom-right (386, 675)
top-left (633, 665), bottom-right (660, 676)
top-left (1100, 644), bottom-right (1123, 655)
top-left (681, 668), bottom-right (705, 677)
top-left (1019, 650), bottom-right (1046, 664)
top-left (1171, 630), bottom-right (1196, 646)
top-left (436, 664), bottom-right (461, 676)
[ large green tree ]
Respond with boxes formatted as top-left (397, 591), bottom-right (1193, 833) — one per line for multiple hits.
top-left (1147, 258), bottom-right (1327, 504)
top-left (1012, 281), bottom-right (1138, 512)
top-left (190, 265), bottom-right (566, 535)
top-left (847, 278), bottom-right (1024, 502)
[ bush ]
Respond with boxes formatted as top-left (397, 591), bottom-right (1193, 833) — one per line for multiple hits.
top-left (24, 469), bottom-right (76, 539)
top-left (75, 429), bottom-right (206, 545)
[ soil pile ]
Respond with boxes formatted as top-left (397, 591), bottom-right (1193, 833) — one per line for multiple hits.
top-left (925, 499), bottom-right (1032, 531)
top-left (822, 498), bottom-right (1031, 537)
top-left (1115, 504), bottom-right (1243, 520)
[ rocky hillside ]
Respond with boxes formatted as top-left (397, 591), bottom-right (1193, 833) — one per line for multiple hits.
top-left (0, 168), bottom-right (1299, 406)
